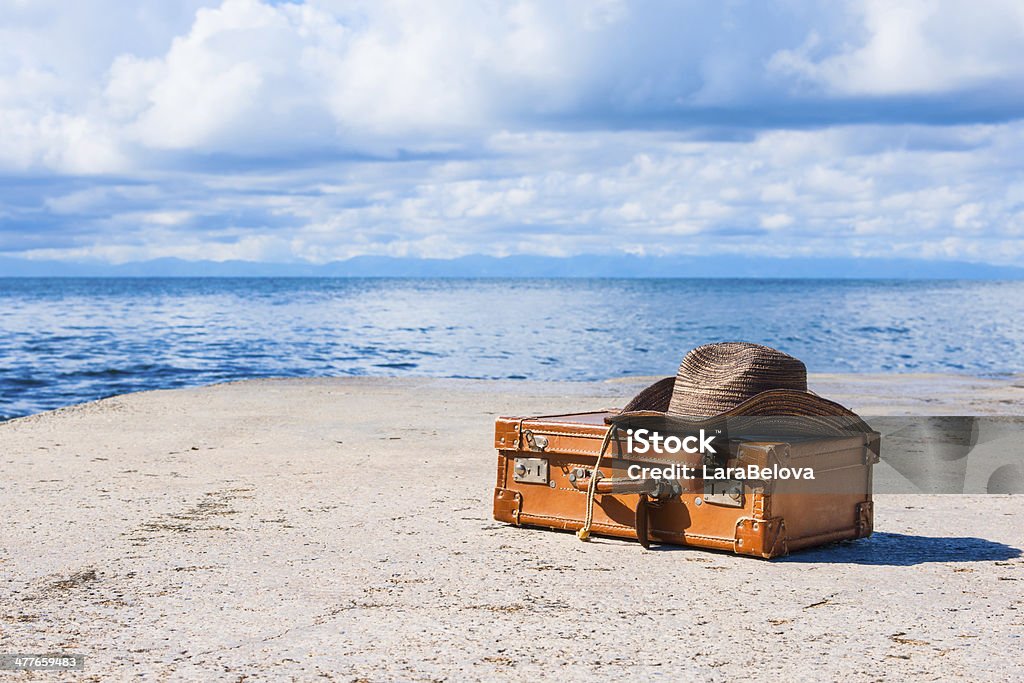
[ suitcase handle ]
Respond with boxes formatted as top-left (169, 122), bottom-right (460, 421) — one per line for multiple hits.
top-left (569, 474), bottom-right (680, 499)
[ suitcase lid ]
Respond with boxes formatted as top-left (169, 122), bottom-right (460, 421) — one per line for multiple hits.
top-left (494, 411), bottom-right (614, 451)
top-left (495, 411), bottom-right (877, 468)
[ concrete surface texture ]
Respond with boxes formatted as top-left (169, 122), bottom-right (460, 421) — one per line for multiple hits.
top-left (1, 376), bottom-right (1022, 681)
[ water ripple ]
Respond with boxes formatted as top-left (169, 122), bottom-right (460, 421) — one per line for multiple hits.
top-left (1, 277), bottom-right (1023, 419)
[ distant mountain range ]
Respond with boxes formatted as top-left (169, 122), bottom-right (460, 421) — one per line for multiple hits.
top-left (1, 254), bottom-right (1022, 279)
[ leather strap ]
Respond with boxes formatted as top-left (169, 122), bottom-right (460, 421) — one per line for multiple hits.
top-left (571, 475), bottom-right (678, 549)
top-left (575, 421), bottom-right (679, 548)
top-left (636, 494), bottom-right (651, 550)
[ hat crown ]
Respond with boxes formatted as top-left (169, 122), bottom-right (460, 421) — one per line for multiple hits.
top-left (668, 342), bottom-right (807, 416)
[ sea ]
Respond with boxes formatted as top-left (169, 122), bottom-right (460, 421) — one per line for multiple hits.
top-left (2, 277), bottom-right (1023, 420)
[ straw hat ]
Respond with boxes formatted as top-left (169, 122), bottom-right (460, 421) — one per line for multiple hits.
top-left (614, 342), bottom-right (867, 428)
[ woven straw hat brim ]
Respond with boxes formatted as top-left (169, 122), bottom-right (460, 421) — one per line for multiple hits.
top-left (608, 384), bottom-right (872, 435)
top-left (613, 386), bottom-right (862, 420)
top-left (619, 376), bottom-right (675, 414)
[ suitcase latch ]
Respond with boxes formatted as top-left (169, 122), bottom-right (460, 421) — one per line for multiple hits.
top-left (703, 479), bottom-right (745, 507)
top-left (523, 430), bottom-right (548, 452)
top-left (513, 457), bottom-right (549, 485)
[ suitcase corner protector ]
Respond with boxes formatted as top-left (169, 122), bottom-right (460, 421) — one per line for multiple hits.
top-left (734, 516), bottom-right (788, 559)
top-left (493, 487), bottom-right (523, 525)
top-left (855, 500), bottom-right (874, 538)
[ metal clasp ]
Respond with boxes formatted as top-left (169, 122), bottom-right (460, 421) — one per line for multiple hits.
top-left (523, 430), bottom-right (548, 452)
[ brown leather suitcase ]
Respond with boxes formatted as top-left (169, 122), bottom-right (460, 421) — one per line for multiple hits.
top-left (493, 410), bottom-right (879, 558)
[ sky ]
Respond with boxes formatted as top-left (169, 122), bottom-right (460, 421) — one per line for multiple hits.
top-left (2, 0), bottom-right (1024, 266)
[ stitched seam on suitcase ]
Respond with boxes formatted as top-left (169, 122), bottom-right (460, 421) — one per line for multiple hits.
top-left (532, 449), bottom-right (694, 461)
top-left (787, 528), bottom-right (858, 543)
top-left (519, 512), bottom-right (634, 531)
top-left (496, 453), bottom-right (507, 488)
top-left (651, 530), bottom-right (727, 542)
top-left (530, 447), bottom-right (602, 456)
top-left (526, 431), bottom-right (605, 438)
top-left (520, 430), bottom-right (608, 440)
top-left (519, 514), bottom-right (731, 543)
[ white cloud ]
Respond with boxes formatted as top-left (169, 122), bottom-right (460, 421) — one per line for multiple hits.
top-left (10, 122), bottom-right (1024, 265)
top-left (768, 0), bottom-right (1024, 96)
top-left (0, 0), bottom-right (215, 172)
top-left (94, 0), bottom-right (606, 155)
top-left (4, 0), bottom-right (1023, 171)
top-left (953, 202), bottom-right (984, 231)
top-left (760, 213), bottom-right (794, 230)
top-left (1, 1), bottom-right (1024, 266)
top-left (0, 109), bottom-right (126, 173)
